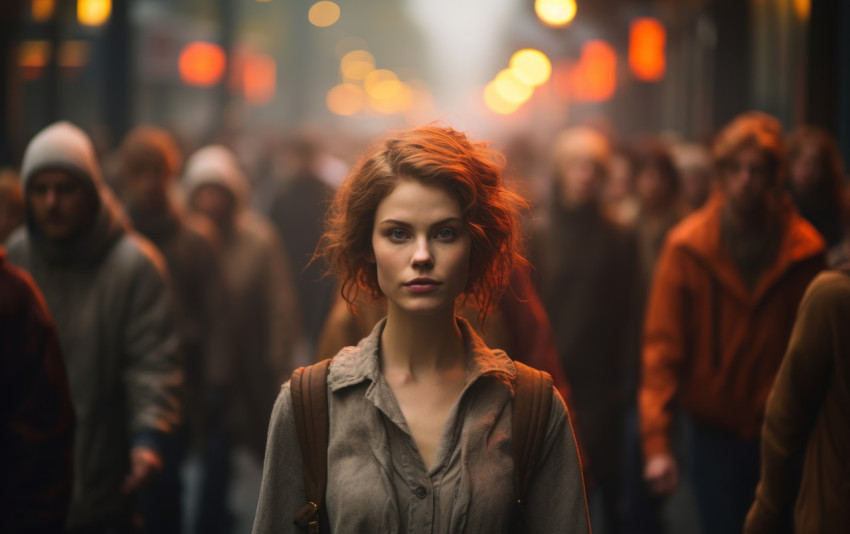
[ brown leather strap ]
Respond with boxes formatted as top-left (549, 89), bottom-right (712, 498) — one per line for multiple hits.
top-left (512, 361), bottom-right (554, 511)
top-left (290, 358), bottom-right (332, 533)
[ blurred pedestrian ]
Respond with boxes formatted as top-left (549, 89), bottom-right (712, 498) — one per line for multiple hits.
top-left (623, 139), bottom-right (691, 533)
top-left (5, 121), bottom-right (182, 533)
top-left (531, 126), bottom-right (639, 534)
top-left (268, 134), bottom-right (336, 359)
top-left (0, 168), bottom-right (25, 242)
top-left (670, 142), bottom-right (714, 211)
top-left (743, 267), bottom-right (850, 534)
top-left (1, 245), bottom-right (74, 532)
top-left (785, 125), bottom-right (847, 249)
top-left (254, 125), bottom-right (589, 533)
top-left (639, 112), bottom-right (826, 534)
top-left (604, 144), bottom-right (640, 226)
top-left (118, 126), bottom-right (231, 534)
top-left (183, 145), bottom-right (301, 533)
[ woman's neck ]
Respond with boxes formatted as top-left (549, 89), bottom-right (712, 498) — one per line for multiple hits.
top-left (379, 304), bottom-right (466, 380)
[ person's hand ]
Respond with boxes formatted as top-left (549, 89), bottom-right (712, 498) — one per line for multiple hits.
top-left (644, 453), bottom-right (678, 495)
top-left (121, 446), bottom-right (163, 494)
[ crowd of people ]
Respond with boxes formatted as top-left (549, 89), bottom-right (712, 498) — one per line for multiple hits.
top-left (1, 110), bottom-right (848, 534)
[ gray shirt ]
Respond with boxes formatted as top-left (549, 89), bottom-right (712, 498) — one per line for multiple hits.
top-left (253, 318), bottom-right (589, 533)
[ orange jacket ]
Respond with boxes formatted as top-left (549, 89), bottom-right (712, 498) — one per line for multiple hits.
top-left (639, 193), bottom-right (825, 459)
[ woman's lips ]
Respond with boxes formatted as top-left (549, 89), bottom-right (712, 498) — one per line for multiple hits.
top-left (404, 278), bottom-right (441, 293)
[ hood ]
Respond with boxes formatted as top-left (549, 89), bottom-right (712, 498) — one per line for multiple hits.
top-left (20, 121), bottom-right (127, 265)
top-left (181, 145), bottom-right (250, 212)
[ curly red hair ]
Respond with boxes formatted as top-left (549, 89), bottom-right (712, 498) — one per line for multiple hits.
top-left (320, 125), bottom-right (527, 322)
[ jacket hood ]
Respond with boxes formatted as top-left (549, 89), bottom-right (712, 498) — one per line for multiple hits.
top-left (182, 145), bottom-right (250, 212)
top-left (20, 121), bottom-right (127, 265)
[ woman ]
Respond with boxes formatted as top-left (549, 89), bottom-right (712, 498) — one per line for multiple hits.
top-left (253, 126), bottom-right (589, 533)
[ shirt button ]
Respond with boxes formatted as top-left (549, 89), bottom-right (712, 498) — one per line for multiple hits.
top-left (415, 486), bottom-right (427, 499)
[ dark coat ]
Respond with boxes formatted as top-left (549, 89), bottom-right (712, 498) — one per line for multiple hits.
top-left (0, 247), bottom-right (74, 532)
top-left (531, 202), bottom-right (639, 485)
top-left (744, 269), bottom-right (850, 533)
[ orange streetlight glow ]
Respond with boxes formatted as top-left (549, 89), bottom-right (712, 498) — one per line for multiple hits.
top-left (179, 42), bottom-right (227, 87)
top-left (77, 0), bottom-right (111, 27)
top-left (19, 40), bottom-right (51, 81)
top-left (535, 0), bottom-right (577, 28)
top-left (243, 53), bottom-right (276, 105)
top-left (629, 17), bottom-right (666, 82)
top-left (309, 1), bottom-right (340, 28)
top-left (569, 40), bottom-right (617, 102)
top-left (32, 0), bottom-right (55, 22)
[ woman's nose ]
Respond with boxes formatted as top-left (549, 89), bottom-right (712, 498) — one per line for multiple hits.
top-left (411, 237), bottom-right (434, 267)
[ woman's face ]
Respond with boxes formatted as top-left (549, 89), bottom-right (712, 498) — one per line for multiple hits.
top-left (371, 178), bottom-right (472, 318)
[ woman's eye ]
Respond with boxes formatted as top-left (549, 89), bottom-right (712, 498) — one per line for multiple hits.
top-left (389, 229), bottom-right (408, 240)
top-left (436, 228), bottom-right (456, 240)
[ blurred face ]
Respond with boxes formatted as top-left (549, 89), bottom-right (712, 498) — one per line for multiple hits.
top-left (371, 179), bottom-right (471, 318)
top-left (635, 166), bottom-right (672, 211)
top-left (605, 153), bottom-right (634, 203)
top-left (28, 170), bottom-right (97, 240)
top-left (789, 143), bottom-right (823, 194)
top-left (558, 157), bottom-right (604, 207)
top-left (122, 156), bottom-right (170, 211)
top-left (721, 144), bottom-right (774, 219)
top-left (680, 168), bottom-right (711, 210)
top-left (190, 183), bottom-right (235, 228)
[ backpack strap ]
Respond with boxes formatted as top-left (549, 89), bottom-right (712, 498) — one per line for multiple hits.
top-left (290, 358), bottom-right (332, 534)
top-left (512, 361), bottom-right (554, 529)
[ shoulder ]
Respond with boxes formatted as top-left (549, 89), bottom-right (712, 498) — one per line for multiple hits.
top-left (799, 270), bottom-right (850, 314)
top-left (784, 210), bottom-right (827, 260)
top-left (108, 232), bottom-right (169, 284)
top-left (3, 227), bottom-right (30, 262)
top-left (239, 212), bottom-right (284, 250)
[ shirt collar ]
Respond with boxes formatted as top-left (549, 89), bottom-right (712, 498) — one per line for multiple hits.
top-left (327, 315), bottom-right (516, 393)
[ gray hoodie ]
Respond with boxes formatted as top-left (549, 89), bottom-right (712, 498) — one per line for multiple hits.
top-left (6, 121), bottom-right (182, 529)
top-left (183, 145), bottom-right (301, 459)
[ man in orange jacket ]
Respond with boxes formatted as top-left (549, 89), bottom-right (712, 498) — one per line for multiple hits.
top-left (639, 112), bottom-right (826, 534)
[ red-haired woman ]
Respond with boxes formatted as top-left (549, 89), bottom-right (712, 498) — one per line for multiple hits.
top-left (253, 126), bottom-right (589, 533)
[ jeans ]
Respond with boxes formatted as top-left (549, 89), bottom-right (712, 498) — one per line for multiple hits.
top-left (686, 418), bottom-right (760, 534)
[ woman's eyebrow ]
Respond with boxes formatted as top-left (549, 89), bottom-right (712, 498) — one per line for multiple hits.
top-left (377, 217), bottom-right (463, 228)
top-left (377, 219), bottom-right (413, 228)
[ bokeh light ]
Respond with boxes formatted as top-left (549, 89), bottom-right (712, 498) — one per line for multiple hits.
top-left (58, 41), bottom-right (91, 68)
top-left (77, 0), bottom-right (111, 27)
top-left (493, 69), bottom-right (533, 104)
top-left (19, 40), bottom-right (51, 81)
top-left (629, 18), bottom-right (666, 82)
top-left (308, 1), bottom-right (341, 28)
top-left (364, 69), bottom-right (398, 96)
top-left (534, 0), bottom-right (577, 28)
top-left (243, 53), bottom-right (276, 106)
top-left (340, 50), bottom-right (375, 80)
top-left (327, 83), bottom-right (366, 116)
top-left (793, 0), bottom-right (811, 20)
top-left (569, 39), bottom-right (617, 102)
top-left (509, 49), bottom-right (552, 87)
top-left (484, 81), bottom-right (520, 115)
top-left (31, 0), bottom-right (55, 22)
top-left (179, 42), bottom-right (227, 87)
top-left (369, 80), bottom-right (414, 114)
